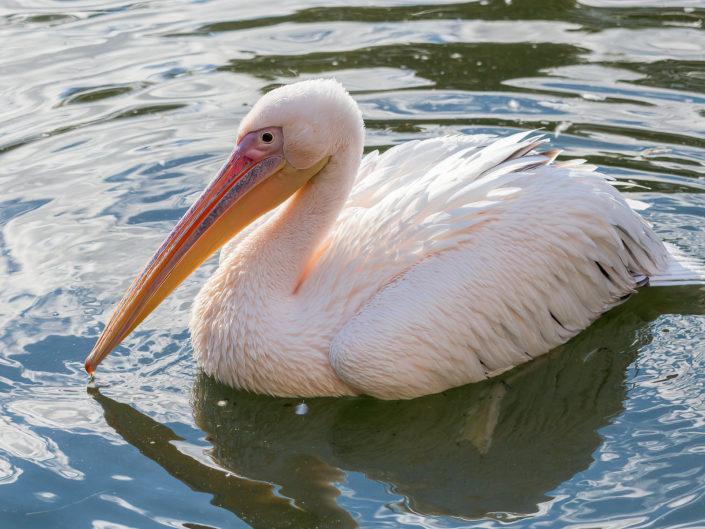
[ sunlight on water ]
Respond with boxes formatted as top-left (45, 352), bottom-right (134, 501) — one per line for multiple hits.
top-left (0, 0), bottom-right (704, 527)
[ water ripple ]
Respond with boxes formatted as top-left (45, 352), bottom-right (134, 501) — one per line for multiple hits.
top-left (0, 0), bottom-right (704, 528)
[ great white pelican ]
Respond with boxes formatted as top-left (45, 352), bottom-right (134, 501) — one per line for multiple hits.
top-left (85, 79), bottom-right (695, 399)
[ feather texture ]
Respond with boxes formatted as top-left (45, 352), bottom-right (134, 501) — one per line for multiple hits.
top-left (86, 79), bottom-right (691, 396)
top-left (192, 128), bottom-right (669, 399)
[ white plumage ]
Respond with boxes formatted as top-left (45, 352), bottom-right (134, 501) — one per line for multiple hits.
top-left (86, 78), bottom-right (695, 399)
top-left (188, 80), bottom-right (670, 399)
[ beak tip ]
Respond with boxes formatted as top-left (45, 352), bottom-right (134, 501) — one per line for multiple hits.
top-left (85, 357), bottom-right (95, 375)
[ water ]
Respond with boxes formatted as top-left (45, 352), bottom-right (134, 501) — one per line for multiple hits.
top-left (1, 0), bottom-right (704, 527)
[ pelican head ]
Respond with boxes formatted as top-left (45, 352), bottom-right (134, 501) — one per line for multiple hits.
top-left (85, 79), bottom-right (363, 375)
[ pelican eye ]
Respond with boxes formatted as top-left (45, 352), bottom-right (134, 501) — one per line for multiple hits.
top-left (261, 131), bottom-right (274, 143)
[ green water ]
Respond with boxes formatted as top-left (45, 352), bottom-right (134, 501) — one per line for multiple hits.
top-left (1, 1), bottom-right (704, 527)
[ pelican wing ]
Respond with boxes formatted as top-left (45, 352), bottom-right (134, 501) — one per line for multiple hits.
top-left (295, 132), bottom-right (668, 398)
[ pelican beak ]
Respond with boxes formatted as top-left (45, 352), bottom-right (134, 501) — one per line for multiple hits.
top-left (85, 128), bottom-right (328, 375)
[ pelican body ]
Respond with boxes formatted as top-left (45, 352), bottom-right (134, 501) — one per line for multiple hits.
top-left (85, 79), bottom-right (671, 399)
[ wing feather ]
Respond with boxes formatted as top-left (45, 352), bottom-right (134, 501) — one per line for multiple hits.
top-left (300, 132), bottom-right (671, 398)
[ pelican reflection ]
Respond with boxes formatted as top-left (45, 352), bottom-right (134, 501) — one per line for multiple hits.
top-left (89, 286), bottom-right (704, 526)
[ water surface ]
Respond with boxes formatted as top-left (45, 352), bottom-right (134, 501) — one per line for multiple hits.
top-left (1, 0), bottom-right (704, 527)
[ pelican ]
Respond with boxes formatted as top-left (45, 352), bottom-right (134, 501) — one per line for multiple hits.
top-left (86, 78), bottom-right (686, 399)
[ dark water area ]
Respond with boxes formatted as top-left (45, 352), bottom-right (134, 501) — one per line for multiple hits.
top-left (1, 0), bottom-right (704, 527)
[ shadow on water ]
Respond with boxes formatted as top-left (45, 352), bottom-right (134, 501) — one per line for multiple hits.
top-left (168, 0), bottom-right (697, 36)
top-left (216, 41), bottom-right (584, 91)
top-left (88, 285), bottom-right (705, 528)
